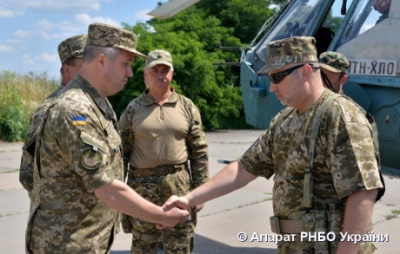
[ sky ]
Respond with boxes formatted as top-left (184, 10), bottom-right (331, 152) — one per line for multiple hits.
top-left (0, 0), bottom-right (165, 80)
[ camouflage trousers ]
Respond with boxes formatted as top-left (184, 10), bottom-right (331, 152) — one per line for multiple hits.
top-left (122, 169), bottom-right (196, 254)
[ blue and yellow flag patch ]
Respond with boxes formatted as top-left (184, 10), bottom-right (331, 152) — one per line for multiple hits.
top-left (72, 116), bottom-right (87, 126)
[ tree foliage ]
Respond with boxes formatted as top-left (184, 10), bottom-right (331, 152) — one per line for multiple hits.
top-left (109, 0), bottom-right (277, 130)
top-left (196, 0), bottom-right (275, 43)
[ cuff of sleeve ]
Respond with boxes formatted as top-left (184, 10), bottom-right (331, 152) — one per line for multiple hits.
top-left (82, 165), bottom-right (116, 193)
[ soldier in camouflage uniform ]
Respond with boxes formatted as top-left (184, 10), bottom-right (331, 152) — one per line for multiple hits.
top-left (119, 49), bottom-right (209, 254)
top-left (319, 51), bottom-right (349, 94)
top-left (25, 23), bottom-right (189, 254)
top-left (319, 51), bottom-right (387, 254)
top-left (319, 50), bottom-right (385, 207)
top-left (319, 51), bottom-right (382, 153)
top-left (19, 34), bottom-right (87, 196)
top-left (165, 37), bottom-right (383, 254)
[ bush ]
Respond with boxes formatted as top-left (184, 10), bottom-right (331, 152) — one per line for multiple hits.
top-left (0, 71), bottom-right (58, 141)
top-left (0, 83), bottom-right (29, 141)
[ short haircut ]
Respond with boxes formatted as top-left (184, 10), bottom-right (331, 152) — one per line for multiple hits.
top-left (83, 45), bottom-right (121, 63)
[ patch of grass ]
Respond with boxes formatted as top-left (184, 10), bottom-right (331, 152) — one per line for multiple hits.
top-left (384, 215), bottom-right (397, 220)
top-left (391, 209), bottom-right (400, 215)
top-left (0, 71), bottom-right (58, 141)
top-left (383, 210), bottom-right (400, 220)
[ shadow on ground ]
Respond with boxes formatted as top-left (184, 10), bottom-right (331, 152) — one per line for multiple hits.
top-left (111, 234), bottom-right (276, 254)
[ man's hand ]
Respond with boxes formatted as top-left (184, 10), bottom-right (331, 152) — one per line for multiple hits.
top-left (164, 195), bottom-right (191, 210)
top-left (156, 195), bottom-right (191, 230)
top-left (159, 203), bottom-right (190, 228)
top-left (192, 203), bottom-right (204, 213)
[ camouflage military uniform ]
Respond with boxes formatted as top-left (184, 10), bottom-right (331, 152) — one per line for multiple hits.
top-left (19, 90), bottom-right (62, 193)
top-left (119, 89), bottom-right (208, 254)
top-left (19, 34), bottom-right (86, 195)
top-left (26, 74), bottom-right (123, 253)
top-left (239, 88), bottom-right (383, 253)
top-left (320, 51), bottom-right (385, 202)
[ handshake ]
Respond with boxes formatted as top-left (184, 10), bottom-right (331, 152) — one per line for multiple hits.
top-left (157, 195), bottom-right (203, 229)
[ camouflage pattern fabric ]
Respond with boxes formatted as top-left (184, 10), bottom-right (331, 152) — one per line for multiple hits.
top-left (124, 170), bottom-right (196, 254)
top-left (343, 96), bottom-right (385, 202)
top-left (19, 86), bottom-right (64, 194)
top-left (119, 89), bottom-right (208, 254)
top-left (258, 36), bottom-right (319, 74)
top-left (319, 50), bottom-right (384, 201)
top-left (145, 49), bottom-right (173, 68)
top-left (26, 74), bottom-right (123, 253)
top-left (239, 88), bottom-right (382, 253)
top-left (20, 34), bottom-right (87, 193)
top-left (87, 23), bottom-right (146, 58)
top-left (319, 51), bottom-right (350, 73)
top-left (57, 34), bottom-right (87, 64)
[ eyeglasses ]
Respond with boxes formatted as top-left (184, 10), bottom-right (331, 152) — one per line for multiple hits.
top-left (268, 64), bottom-right (306, 84)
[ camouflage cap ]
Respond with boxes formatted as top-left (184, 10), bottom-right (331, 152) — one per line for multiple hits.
top-left (257, 36), bottom-right (318, 74)
top-left (86, 23), bottom-right (146, 58)
top-left (145, 49), bottom-right (173, 68)
top-left (58, 34), bottom-right (87, 64)
top-left (319, 51), bottom-right (349, 73)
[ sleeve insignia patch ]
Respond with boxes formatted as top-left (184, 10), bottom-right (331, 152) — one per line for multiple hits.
top-left (81, 149), bottom-right (102, 169)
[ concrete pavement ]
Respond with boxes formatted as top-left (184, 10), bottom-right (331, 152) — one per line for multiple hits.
top-left (1, 130), bottom-right (399, 253)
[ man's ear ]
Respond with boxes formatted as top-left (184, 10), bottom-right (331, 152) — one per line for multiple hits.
top-left (340, 74), bottom-right (348, 85)
top-left (96, 54), bottom-right (106, 70)
top-left (62, 64), bottom-right (72, 79)
top-left (302, 64), bottom-right (313, 78)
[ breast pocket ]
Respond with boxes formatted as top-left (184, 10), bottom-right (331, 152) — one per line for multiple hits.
top-left (104, 121), bottom-right (123, 179)
top-left (104, 122), bottom-right (122, 160)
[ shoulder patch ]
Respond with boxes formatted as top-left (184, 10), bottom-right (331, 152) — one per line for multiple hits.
top-left (81, 149), bottom-right (102, 170)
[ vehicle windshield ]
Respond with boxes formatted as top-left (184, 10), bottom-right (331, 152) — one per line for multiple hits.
top-left (336, 0), bottom-right (390, 48)
top-left (255, 0), bottom-right (326, 63)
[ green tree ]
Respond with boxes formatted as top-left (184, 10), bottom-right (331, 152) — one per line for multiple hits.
top-left (109, 0), bottom-right (279, 130)
top-left (197, 0), bottom-right (276, 43)
top-left (109, 3), bottom-right (266, 129)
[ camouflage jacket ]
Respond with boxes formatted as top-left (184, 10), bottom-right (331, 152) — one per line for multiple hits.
top-left (19, 85), bottom-right (64, 192)
top-left (26, 74), bottom-right (123, 253)
top-left (119, 89), bottom-right (208, 188)
top-left (239, 88), bottom-right (383, 217)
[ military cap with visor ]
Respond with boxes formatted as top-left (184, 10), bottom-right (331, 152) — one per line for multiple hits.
top-left (58, 34), bottom-right (87, 64)
top-left (257, 36), bottom-right (319, 75)
top-left (145, 49), bottom-right (173, 69)
top-left (86, 23), bottom-right (146, 58)
top-left (319, 51), bottom-right (350, 73)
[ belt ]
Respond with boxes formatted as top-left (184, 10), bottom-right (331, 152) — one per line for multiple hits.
top-left (270, 216), bottom-right (303, 234)
top-left (128, 163), bottom-right (186, 178)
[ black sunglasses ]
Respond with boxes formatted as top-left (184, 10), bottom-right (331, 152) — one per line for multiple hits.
top-left (268, 64), bottom-right (306, 84)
